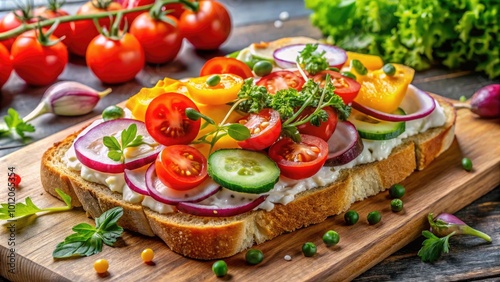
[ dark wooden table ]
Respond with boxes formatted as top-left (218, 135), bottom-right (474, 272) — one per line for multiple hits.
top-left (1, 1), bottom-right (499, 281)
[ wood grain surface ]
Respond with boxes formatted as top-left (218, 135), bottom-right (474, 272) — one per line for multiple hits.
top-left (0, 100), bottom-right (498, 282)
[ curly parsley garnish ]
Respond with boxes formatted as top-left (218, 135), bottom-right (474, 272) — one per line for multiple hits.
top-left (103, 123), bottom-right (145, 162)
top-left (0, 108), bottom-right (35, 141)
top-left (297, 43), bottom-right (329, 75)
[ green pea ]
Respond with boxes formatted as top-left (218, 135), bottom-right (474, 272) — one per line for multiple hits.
top-left (383, 63), bottom-right (396, 76)
top-left (206, 75), bottom-right (221, 87)
top-left (253, 61), bottom-right (273, 77)
top-left (391, 199), bottom-right (404, 212)
top-left (389, 184), bottom-right (406, 199)
top-left (459, 95), bottom-right (467, 102)
top-left (322, 230), bottom-right (340, 247)
top-left (344, 210), bottom-right (359, 225)
top-left (102, 105), bottom-right (124, 121)
top-left (367, 211), bottom-right (382, 225)
top-left (245, 249), bottom-right (264, 265)
top-left (462, 157), bottom-right (473, 172)
top-left (302, 242), bottom-right (317, 257)
top-left (351, 59), bottom-right (368, 75)
top-left (340, 71), bottom-right (357, 80)
top-left (212, 260), bottom-right (227, 277)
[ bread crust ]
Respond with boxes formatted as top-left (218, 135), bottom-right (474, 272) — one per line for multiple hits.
top-left (40, 97), bottom-right (456, 260)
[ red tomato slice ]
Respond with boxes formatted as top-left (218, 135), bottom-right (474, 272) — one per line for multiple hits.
top-left (257, 71), bottom-right (305, 94)
top-left (297, 106), bottom-right (338, 141)
top-left (237, 108), bottom-right (282, 151)
top-left (155, 145), bottom-right (208, 190)
top-left (200, 57), bottom-right (254, 79)
top-left (145, 93), bottom-right (201, 146)
top-left (312, 70), bottom-right (360, 104)
top-left (268, 134), bottom-right (328, 180)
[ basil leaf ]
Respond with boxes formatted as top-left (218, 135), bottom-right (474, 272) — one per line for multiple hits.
top-left (227, 124), bottom-right (251, 141)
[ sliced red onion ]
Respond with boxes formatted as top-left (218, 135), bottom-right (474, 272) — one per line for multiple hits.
top-left (273, 43), bottom-right (347, 70)
top-left (145, 163), bottom-right (220, 205)
top-left (74, 119), bottom-right (163, 173)
top-left (352, 85), bottom-right (436, 122)
top-left (124, 166), bottom-right (149, 196)
top-left (325, 121), bottom-right (364, 166)
top-left (177, 195), bottom-right (267, 217)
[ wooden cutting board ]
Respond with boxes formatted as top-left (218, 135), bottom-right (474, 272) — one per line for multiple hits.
top-left (1, 101), bottom-right (499, 282)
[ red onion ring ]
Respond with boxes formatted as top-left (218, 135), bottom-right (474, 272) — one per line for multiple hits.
top-left (124, 166), bottom-right (149, 196)
top-left (273, 43), bottom-right (347, 70)
top-left (325, 121), bottom-right (364, 166)
top-left (177, 195), bottom-right (267, 217)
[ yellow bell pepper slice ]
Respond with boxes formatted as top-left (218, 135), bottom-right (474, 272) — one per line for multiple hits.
top-left (346, 51), bottom-right (384, 71)
top-left (353, 64), bottom-right (415, 113)
top-left (185, 73), bottom-right (243, 105)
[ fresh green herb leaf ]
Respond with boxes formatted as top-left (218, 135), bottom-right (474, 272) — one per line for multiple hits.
top-left (53, 206), bottom-right (124, 258)
top-left (227, 124), bottom-right (251, 141)
top-left (103, 124), bottom-right (146, 162)
top-left (0, 188), bottom-right (72, 221)
top-left (297, 43), bottom-right (329, 75)
top-left (237, 78), bottom-right (270, 114)
top-left (351, 59), bottom-right (368, 75)
top-left (417, 230), bottom-right (455, 263)
top-left (0, 108), bottom-right (35, 140)
top-left (103, 136), bottom-right (121, 151)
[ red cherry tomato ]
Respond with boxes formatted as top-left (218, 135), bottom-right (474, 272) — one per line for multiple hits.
top-left (11, 30), bottom-right (68, 86)
top-left (86, 33), bottom-right (145, 84)
top-left (145, 93), bottom-right (201, 146)
top-left (0, 44), bottom-right (12, 88)
top-left (257, 71), bottom-right (305, 94)
top-left (68, 1), bottom-right (123, 56)
top-left (0, 11), bottom-right (26, 50)
top-left (34, 6), bottom-right (73, 46)
top-left (297, 106), bottom-right (338, 141)
top-left (179, 0), bottom-right (231, 50)
top-left (9, 173), bottom-right (21, 188)
top-left (155, 145), bottom-right (208, 190)
top-left (312, 70), bottom-right (360, 104)
top-left (130, 13), bottom-right (183, 64)
top-left (268, 134), bottom-right (328, 180)
top-left (200, 57), bottom-right (254, 79)
top-left (237, 108), bottom-right (282, 151)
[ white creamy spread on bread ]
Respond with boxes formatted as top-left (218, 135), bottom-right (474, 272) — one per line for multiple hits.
top-left (62, 101), bottom-right (446, 213)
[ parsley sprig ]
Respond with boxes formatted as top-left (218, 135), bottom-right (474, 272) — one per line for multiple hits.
top-left (297, 43), bottom-right (329, 75)
top-left (417, 230), bottom-right (455, 263)
top-left (103, 123), bottom-right (145, 162)
top-left (0, 188), bottom-right (72, 221)
top-left (0, 108), bottom-right (35, 141)
top-left (53, 206), bottom-right (124, 258)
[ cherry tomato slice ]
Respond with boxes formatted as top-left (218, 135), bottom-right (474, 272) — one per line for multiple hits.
top-left (268, 134), bottom-right (328, 180)
top-left (237, 108), bottom-right (282, 151)
top-left (200, 57), bottom-right (254, 79)
top-left (186, 73), bottom-right (243, 105)
top-left (155, 145), bottom-right (208, 190)
top-left (312, 70), bottom-right (360, 104)
top-left (145, 93), bottom-right (201, 146)
top-left (257, 71), bottom-right (305, 94)
top-left (297, 106), bottom-right (338, 141)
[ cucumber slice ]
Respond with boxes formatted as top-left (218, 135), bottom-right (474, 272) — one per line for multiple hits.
top-left (208, 149), bottom-right (279, 194)
top-left (349, 108), bottom-right (406, 140)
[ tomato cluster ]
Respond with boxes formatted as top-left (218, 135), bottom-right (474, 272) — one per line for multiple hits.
top-left (0, 0), bottom-right (232, 86)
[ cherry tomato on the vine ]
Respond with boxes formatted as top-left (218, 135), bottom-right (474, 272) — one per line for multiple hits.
top-left (0, 44), bottom-right (12, 88)
top-left (86, 33), bottom-right (145, 84)
top-left (68, 0), bottom-right (123, 56)
top-left (237, 108), bottom-right (282, 151)
top-left (257, 71), bottom-right (305, 94)
top-left (268, 134), bottom-right (328, 180)
top-left (155, 145), bottom-right (208, 190)
top-left (296, 106), bottom-right (338, 141)
top-left (0, 11), bottom-right (35, 50)
top-left (200, 57), bottom-right (254, 79)
top-left (145, 93), bottom-right (201, 146)
top-left (11, 29), bottom-right (68, 86)
top-left (179, 0), bottom-right (231, 50)
top-left (121, 0), bottom-right (186, 23)
top-left (34, 6), bottom-right (73, 46)
top-left (130, 13), bottom-right (183, 64)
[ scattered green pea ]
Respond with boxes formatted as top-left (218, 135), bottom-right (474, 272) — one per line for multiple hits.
top-left (302, 242), bottom-right (317, 257)
top-left (367, 211), bottom-right (382, 225)
top-left (341, 71), bottom-right (357, 80)
top-left (102, 105), bottom-right (124, 121)
top-left (391, 199), bottom-right (404, 212)
top-left (351, 59), bottom-right (368, 75)
top-left (383, 63), bottom-right (396, 76)
top-left (462, 157), bottom-right (473, 172)
top-left (253, 61), bottom-right (273, 77)
top-left (206, 75), bottom-right (221, 87)
top-left (459, 95), bottom-right (467, 102)
top-left (344, 210), bottom-right (359, 225)
top-left (245, 249), bottom-right (264, 265)
top-left (212, 260), bottom-right (228, 277)
top-left (389, 184), bottom-right (406, 199)
top-left (322, 230), bottom-right (340, 246)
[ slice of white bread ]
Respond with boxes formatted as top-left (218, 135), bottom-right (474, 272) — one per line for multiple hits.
top-left (40, 96), bottom-right (456, 259)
